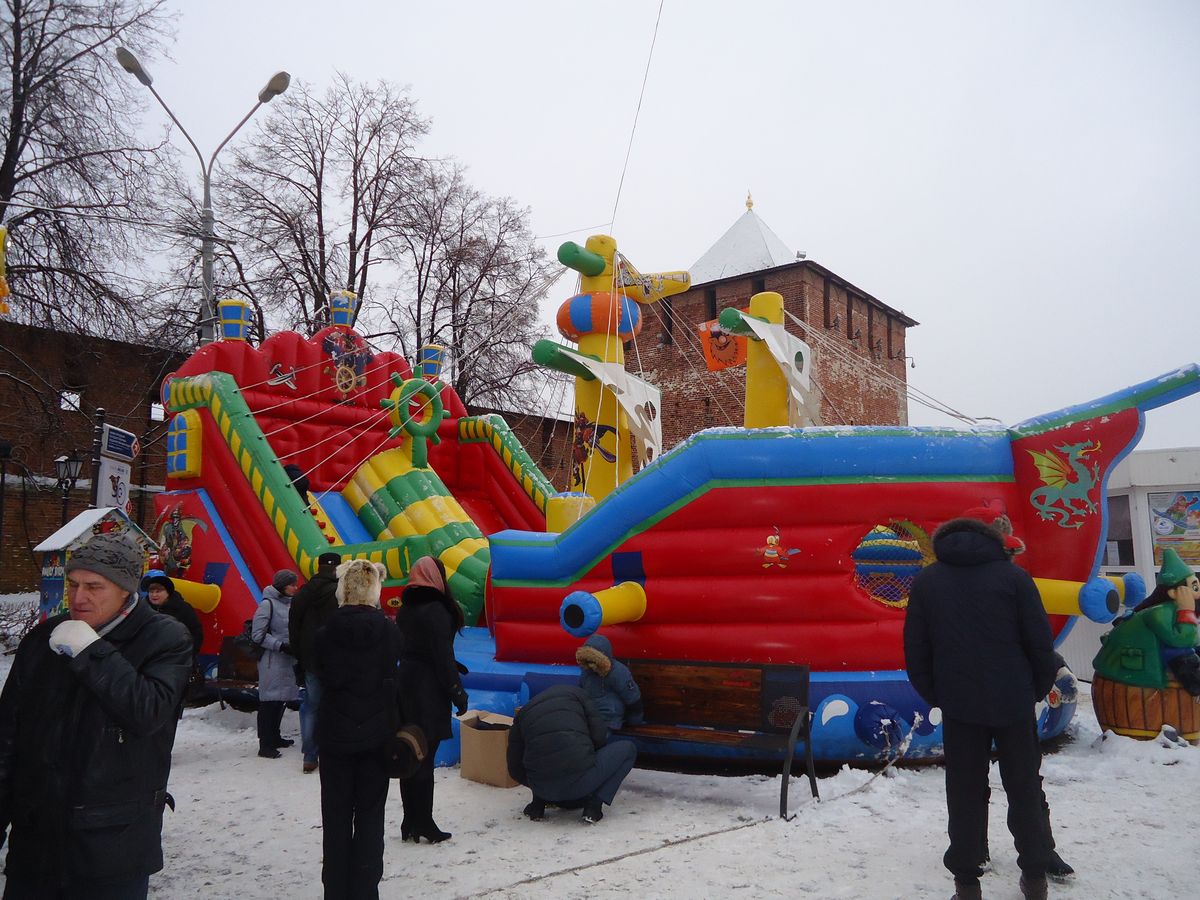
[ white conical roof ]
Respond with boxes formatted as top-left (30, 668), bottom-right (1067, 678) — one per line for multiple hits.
top-left (689, 203), bottom-right (797, 285)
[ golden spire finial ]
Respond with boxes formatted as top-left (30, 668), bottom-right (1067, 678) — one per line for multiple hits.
top-left (746, 191), bottom-right (754, 211)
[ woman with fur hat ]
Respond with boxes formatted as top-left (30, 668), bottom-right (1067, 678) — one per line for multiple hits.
top-left (253, 569), bottom-right (300, 759)
top-left (395, 555), bottom-right (470, 844)
top-left (315, 558), bottom-right (403, 899)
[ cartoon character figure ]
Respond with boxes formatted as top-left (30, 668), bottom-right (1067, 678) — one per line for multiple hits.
top-left (756, 526), bottom-right (801, 568)
top-left (322, 331), bottom-right (374, 397)
top-left (154, 503), bottom-right (206, 578)
top-left (571, 412), bottom-right (618, 488)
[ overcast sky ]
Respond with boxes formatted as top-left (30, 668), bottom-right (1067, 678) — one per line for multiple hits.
top-left (140, 0), bottom-right (1199, 449)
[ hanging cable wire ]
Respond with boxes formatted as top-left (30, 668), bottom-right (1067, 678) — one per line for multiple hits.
top-left (297, 417), bottom-right (399, 483)
top-left (783, 309), bottom-right (985, 425)
top-left (276, 406), bottom-right (394, 460)
top-left (535, 222), bottom-right (613, 241)
top-left (640, 297), bottom-right (743, 422)
top-left (609, 0), bottom-right (666, 232)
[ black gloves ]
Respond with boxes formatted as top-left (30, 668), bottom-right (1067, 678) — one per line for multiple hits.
top-left (280, 642), bottom-right (293, 656)
top-left (452, 686), bottom-right (469, 716)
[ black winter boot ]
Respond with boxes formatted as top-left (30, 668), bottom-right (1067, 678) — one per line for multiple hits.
top-left (523, 795), bottom-right (546, 820)
top-left (582, 798), bottom-right (604, 824)
top-left (407, 777), bottom-right (451, 843)
top-left (951, 879), bottom-right (982, 900)
top-left (1045, 850), bottom-right (1074, 881)
top-left (399, 781), bottom-right (414, 842)
top-left (1020, 874), bottom-right (1048, 900)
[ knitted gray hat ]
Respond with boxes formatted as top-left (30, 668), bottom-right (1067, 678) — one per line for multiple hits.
top-left (65, 532), bottom-right (144, 595)
top-left (273, 569), bottom-right (299, 591)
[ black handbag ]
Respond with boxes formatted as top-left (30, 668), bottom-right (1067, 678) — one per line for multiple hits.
top-left (384, 723), bottom-right (428, 780)
top-left (235, 597), bottom-right (274, 661)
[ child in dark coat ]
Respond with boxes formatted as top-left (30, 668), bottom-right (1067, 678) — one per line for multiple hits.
top-left (576, 633), bottom-right (643, 734)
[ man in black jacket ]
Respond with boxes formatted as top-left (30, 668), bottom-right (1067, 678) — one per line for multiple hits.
top-left (0, 532), bottom-right (193, 898)
top-left (904, 517), bottom-right (1061, 900)
top-left (289, 551), bottom-right (340, 773)
top-left (507, 684), bottom-right (637, 824)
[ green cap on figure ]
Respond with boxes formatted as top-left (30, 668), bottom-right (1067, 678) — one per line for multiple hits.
top-left (1155, 548), bottom-right (1194, 587)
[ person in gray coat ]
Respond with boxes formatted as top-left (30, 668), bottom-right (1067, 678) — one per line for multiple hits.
top-left (576, 633), bottom-right (643, 735)
top-left (253, 570), bottom-right (300, 759)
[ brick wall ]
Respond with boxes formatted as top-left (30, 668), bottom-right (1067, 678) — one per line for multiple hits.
top-left (0, 321), bottom-right (185, 591)
top-left (632, 261), bottom-right (914, 450)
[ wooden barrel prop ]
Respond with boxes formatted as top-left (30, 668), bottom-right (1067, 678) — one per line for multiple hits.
top-left (1091, 674), bottom-right (1200, 742)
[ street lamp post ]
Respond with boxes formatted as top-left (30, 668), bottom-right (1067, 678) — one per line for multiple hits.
top-left (54, 453), bottom-right (84, 527)
top-left (115, 47), bottom-right (290, 344)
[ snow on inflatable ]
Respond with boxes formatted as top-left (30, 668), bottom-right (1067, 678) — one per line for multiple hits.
top-left (153, 238), bottom-right (1200, 765)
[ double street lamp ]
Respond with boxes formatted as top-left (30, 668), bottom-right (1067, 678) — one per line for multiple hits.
top-left (54, 453), bottom-right (83, 526)
top-left (115, 47), bottom-right (290, 344)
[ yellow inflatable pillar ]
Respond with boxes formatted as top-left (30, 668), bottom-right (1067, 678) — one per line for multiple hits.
top-left (559, 581), bottom-right (647, 638)
top-left (546, 493), bottom-right (597, 532)
top-left (744, 292), bottom-right (789, 428)
top-left (558, 236), bottom-right (635, 501)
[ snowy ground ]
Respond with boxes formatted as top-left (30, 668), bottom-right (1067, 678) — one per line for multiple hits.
top-left (1, 597), bottom-right (1197, 898)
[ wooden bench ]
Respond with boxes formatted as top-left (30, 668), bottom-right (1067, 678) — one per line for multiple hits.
top-left (615, 660), bottom-right (819, 818)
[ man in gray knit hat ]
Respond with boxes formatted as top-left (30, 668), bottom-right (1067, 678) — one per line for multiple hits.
top-left (0, 531), bottom-right (193, 898)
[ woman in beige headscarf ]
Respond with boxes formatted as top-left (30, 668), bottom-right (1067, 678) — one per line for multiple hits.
top-left (394, 556), bottom-right (469, 843)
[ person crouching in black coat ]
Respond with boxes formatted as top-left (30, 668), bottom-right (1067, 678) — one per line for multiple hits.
top-left (394, 556), bottom-right (469, 844)
top-left (315, 559), bottom-right (402, 900)
top-left (507, 684), bottom-right (637, 824)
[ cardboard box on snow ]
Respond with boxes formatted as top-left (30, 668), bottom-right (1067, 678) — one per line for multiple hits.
top-left (459, 711), bottom-right (519, 788)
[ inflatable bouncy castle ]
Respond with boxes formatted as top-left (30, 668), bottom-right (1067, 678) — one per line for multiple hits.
top-left (156, 243), bottom-right (1200, 764)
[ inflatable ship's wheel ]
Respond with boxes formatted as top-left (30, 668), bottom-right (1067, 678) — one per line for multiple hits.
top-left (388, 378), bottom-right (443, 438)
top-left (333, 364), bottom-right (357, 395)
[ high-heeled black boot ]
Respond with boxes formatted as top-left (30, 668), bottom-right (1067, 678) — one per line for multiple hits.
top-left (399, 781), bottom-right (415, 842)
top-left (406, 778), bottom-right (450, 843)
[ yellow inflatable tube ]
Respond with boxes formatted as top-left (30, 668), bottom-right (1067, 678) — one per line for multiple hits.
top-left (174, 578), bottom-right (221, 614)
top-left (559, 581), bottom-right (647, 638)
top-left (1033, 574), bottom-right (1132, 623)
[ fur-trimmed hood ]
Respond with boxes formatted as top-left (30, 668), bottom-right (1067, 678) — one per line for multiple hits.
top-left (576, 634), bottom-right (614, 677)
top-left (931, 517), bottom-right (1009, 567)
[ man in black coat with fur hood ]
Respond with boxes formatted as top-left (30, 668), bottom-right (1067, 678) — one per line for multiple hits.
top-left (904, 515), bottom-right (1061, 900)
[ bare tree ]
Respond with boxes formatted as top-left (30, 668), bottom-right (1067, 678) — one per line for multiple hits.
top-left (388, 162), bottom-right (560, 410)
top-left (0, 0), bottom-right (177, 339)
top-left (211, 73), bottom-right (428, 334)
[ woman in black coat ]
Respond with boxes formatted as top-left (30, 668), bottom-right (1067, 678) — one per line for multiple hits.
top-left (395, 556), bottom-right (468, 844)
top-left (315, 560), bottom-right (402, 899)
